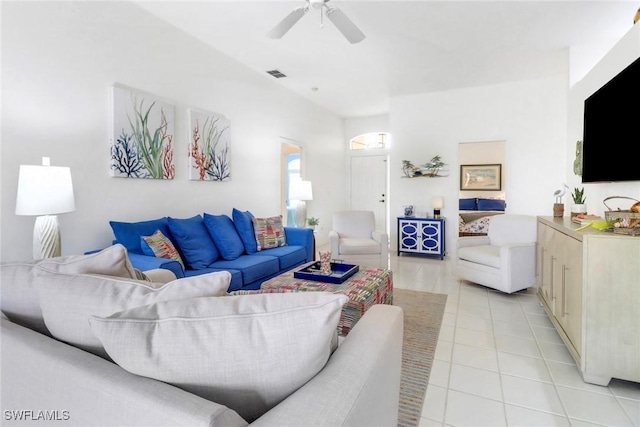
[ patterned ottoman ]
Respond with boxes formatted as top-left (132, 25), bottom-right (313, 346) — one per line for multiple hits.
top-left (255, 265), bottom-right (393, 336)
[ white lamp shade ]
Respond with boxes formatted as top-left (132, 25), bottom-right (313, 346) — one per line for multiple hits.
top-left (16, 165), bottom-right (76, 216)
top-left (432, 196), bottom-right (444, 209)
top-left (289, 180), bottom-right (313, 201)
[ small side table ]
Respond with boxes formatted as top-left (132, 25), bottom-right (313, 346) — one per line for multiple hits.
top-left (397, 217), bottom-right (445, 260)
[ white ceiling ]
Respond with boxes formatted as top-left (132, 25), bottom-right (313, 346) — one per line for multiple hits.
top-left (135, 1), bottom-right (639, 118)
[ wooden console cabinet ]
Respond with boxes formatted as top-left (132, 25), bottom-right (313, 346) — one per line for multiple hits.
top-left (536, 217), bottom-right (640, 386)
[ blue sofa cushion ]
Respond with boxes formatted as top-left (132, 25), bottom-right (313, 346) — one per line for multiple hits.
top-left (477, 198), bottom-right (506, 211)
top-left (203, 214), bottom-right (245, 261)
top-left (167, 216), bottom-right (219, 269)
top-left (110, 217), bottom-right (172, 254)
top-left (184, 268), bottom-right (241, 291)
top-left (209, 255), bottom-right (279, 286)
top-left (459, 198), bottom-right (477, 211)
top-left (232, 209), bottom-right (257, 254)
top-left (252, 246), bottom-right (306, 271)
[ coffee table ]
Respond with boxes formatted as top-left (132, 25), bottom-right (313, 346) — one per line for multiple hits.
top-left (257, 263), bottom-right (393, 336)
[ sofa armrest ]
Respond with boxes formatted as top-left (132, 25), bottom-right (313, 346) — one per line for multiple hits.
top-left (328, 230), bottom-right (340, 256)
top-left (371, 230), bottom-right (388, 245)
top-left (500, 243), bottom-right (536, 287)
top-left (283, 227), bottom-right (314, 262)
top-left (252, 304), bottom-right (403, 427)
top-left (143, 268), bottom-right (178, 284)
top-left (127, 253), bottom-right (185, 279)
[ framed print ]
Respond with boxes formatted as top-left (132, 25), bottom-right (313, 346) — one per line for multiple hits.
top-left (110, 85), bottom-right (175, 179)
top-left (188, 109), bottom-right (231, 181)
top-left (460, 164), bottom-right (501, 191)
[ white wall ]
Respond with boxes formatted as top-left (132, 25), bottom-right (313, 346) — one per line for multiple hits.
top-left (567, 24), bottom-right (640, 214)
top-left (390, 75), bottom-right (568, 255)
top-left (1, 2), bottom-right (346, 262)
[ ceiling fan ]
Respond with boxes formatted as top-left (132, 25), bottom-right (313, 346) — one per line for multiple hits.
top-left (267, 0), bottom-right (365, 44)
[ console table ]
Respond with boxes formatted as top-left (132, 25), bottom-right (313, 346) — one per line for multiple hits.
top-left (537, 216), bottom-right (639, 386)
top-left (397, 217), bottom-right (445, 259)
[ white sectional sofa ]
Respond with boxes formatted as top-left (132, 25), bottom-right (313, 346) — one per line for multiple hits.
top-left (0, 246), bottom-right (403, 426)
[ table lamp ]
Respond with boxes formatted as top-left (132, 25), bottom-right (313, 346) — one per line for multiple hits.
top-left (432, 196), bottom-right (444, 219)
top-left (15, 157), bottom-right (76, 259)
top-left (289, 179), bottom-right (313, 228)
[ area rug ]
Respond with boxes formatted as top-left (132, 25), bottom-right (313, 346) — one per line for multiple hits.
top-left (393, 288), bottom-right (448, 427)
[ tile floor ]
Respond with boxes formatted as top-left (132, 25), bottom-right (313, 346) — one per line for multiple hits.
top-left (388, 253), bottom-right (640, 427)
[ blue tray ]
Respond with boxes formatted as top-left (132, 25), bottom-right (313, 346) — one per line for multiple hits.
top-left (293, 262), bottom-right (359, 284)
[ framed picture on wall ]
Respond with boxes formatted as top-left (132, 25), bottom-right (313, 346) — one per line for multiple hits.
top-left (460, 164), bottom-right (502, 191)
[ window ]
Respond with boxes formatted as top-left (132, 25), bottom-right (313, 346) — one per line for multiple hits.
top-left (350, 132), bottom-right (390, 150)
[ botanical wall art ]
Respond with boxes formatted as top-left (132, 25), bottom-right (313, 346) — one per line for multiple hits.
top-left (460, 164), bottom-right (502, 191)
top-left (188, 109), bottom-right (231, 181)
top-left (110, 85), bottom-right (175, 179)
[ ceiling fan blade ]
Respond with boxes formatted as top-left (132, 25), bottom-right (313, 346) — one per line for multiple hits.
top-left (267, 7), bottom-right (309, 39)
top-left (325, 7), bottom-right (365, 44)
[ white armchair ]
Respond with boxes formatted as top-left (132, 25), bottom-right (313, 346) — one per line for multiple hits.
top-left (329, 211), bottom-right (389, 269)
top-left (456, 214), bottom-right (537, 294)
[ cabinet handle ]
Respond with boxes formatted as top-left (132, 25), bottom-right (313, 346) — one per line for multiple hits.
top-left (550, 256), bottom-right (556, 301)
top-left (562, 266), bottom-right (569, 316)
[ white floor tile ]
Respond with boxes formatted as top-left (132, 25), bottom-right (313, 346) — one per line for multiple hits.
top-left (537, 341), bottom-right (575, 364)
top-left (421, 384), bottom-right (447, 422)
top-left (618, 398), bottom-right (640, 426)
top-left (455, 313), bottom-right (493, 333)
top-left (434, 339), bottom-right (453, 362)
top-left (493, 319), bottom-right (535, 340)
top-left (497, 352), bottom-right (552, 383)
top-left (556, 385), bottom-right (634, 426)
top-left (504, 404), bottom-right (571, 426)
top-left (495, 335), bottom-right (542, 359)
top-left (451, 342), bottom-right (499, 372)
top-left (609, 379), bottom-right (640, 401)
top-left (428, 359), bottom-right (451, 388)
top-left (454, 327), bottom-right (496, 350)
top-left (501, 375), bottom-right (565, 415)
top-left (445, 390), bottom-right (507, 427)
top-left (449, 363), bottom-right (503, 400)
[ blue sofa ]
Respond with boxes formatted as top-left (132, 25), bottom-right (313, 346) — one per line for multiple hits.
top-left (108, 209), bottom-right (314, 291)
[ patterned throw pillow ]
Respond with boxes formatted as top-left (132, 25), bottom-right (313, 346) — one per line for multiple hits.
top-left (252, 216), bottom-right (286, 251)
top-left (142, 230), bottom-right (185, 269)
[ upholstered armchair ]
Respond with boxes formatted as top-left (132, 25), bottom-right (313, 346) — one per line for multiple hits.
top-left (456, 214), bottom-right (537, 294)
top-left (329, 211), bottom-right (389, 269)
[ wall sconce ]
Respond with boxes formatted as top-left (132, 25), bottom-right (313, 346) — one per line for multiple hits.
top-left (432, 196), bottom-right (444, 219)
top-left (289, 179), bottom-right (313, 228)
top-left (15, 157), bottom-right (76, 259)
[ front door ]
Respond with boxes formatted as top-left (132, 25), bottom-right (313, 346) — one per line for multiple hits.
top-left (350, 155), bottom-right (388, 233)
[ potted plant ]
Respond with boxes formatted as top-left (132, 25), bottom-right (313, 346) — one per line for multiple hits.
top-left (307, 217), bottom-right (319, 230)
top-left (571, 187), bottom-right (587, 219)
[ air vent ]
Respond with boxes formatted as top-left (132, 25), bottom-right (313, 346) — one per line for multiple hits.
top-left (266, 69), bottom-right (287, 78)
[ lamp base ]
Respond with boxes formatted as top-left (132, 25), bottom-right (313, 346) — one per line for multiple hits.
top-left (433, 208), bottom-right (441, 219)
top-left (33, 215), bottom-right (61, 259)
top-left (295, 201), bottom-right (307, 228)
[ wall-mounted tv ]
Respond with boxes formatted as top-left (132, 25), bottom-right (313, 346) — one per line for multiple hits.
top-left (581, 55), bottom-right (640, 183)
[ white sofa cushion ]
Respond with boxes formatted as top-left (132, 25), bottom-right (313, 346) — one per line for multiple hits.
top-left (89, 292), bottom-right (348, 423)
top-left (0, 245), bottom-right (137, 335)
top-left (458, 245), bottom-right (501, 268)
top-left (339, 238), bottom-right (383, 255)
top-left (36, 270), bottom-right (231, 358)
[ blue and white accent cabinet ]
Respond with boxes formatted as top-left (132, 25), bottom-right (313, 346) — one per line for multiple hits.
top-left (397, 217), bottom-right (445, 260)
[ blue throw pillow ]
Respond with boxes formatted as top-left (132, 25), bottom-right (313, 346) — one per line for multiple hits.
top-left (110, 218), bottom-right (171, 254)
top-left (477, 198), bottom-right (506, 211)
top-left (203, 213), bottom-right (245, 260)
top-left (232, 209), bottom-right (257, 254)
top-left (167, 216), bottom-right (219, 269)
top-left (459, 198), bottom-right (477, 211)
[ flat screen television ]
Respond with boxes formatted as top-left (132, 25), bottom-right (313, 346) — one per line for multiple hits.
top-left (581, 55), bottom-right (640, 183)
